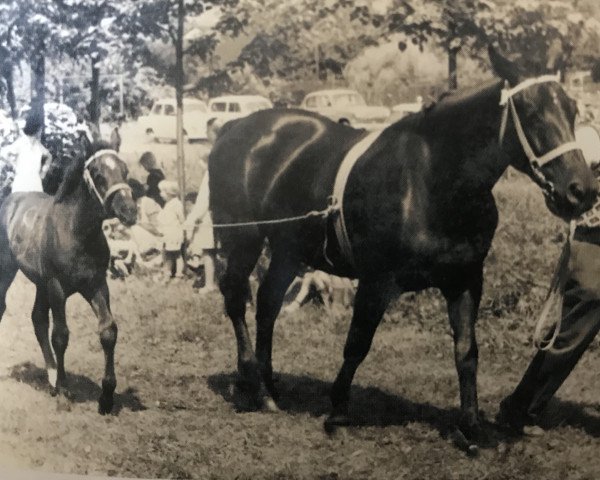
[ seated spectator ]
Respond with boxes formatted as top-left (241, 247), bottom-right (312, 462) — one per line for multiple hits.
top-left (128, 178), bottom-right (163, 260)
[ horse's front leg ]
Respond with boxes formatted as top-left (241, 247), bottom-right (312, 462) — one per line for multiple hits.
top-left (83, 280), bottom-right (117, 415)
top-left (325, 275), bottom-right (396, 431)
top-left (48, 279), bottom-right (69, 397)
top-left (442, 266), bottom-right (496, 449)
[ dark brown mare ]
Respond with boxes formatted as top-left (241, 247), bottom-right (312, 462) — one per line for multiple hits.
top-left (0, 138), bottom-right (137, 414)
top-left (208, 47), bottom-right (598, 448)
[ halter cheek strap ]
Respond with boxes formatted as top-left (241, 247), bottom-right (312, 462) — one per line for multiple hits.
top-left (83, 149), bottom-right (132, 211)
top-left (498, 74), bottom-right (582, 191)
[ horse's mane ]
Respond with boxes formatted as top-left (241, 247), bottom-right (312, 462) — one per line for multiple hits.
top-left (54, 140), bottom-right (114, 203)
top-left (393, 78), bottom-right (502, 130)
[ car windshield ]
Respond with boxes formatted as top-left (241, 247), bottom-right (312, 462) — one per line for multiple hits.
top-left (246, 102), bottom-right (271, 113)
top-left (330, 93), bottom-right (366, 107)
top-left (210, 102), bottom-right (227, 112)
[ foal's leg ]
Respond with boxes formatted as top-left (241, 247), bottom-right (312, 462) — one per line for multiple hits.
top-left (0, 251), bottom-right (17, 320)
top-left (441, 266), bottom-right (496, 448)
top-left (31, 286), bottom-right (57, 390)
top-left (220, 237), bottom-right (271, 409)
top-left (325, 275), bottom-right (396, 430)
top-left (47, 279), bottom-right (69, 396)
top-left (83, 280), bottom-right (117, 415)
top-left (255, 247), bottom-right (300, 398)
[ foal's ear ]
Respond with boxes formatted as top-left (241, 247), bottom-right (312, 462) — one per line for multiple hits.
top-left (488, 44), bottom-right (520, 86)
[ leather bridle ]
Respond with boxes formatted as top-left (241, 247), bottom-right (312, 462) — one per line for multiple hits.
top-left (498, 74), bottom-right (582, 196)
top-left (83, 149), bottom-right (131, 212)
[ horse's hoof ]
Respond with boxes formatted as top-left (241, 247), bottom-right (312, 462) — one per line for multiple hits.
top-left (324, 413), bottom-right (351, 435)
top-left (98, 395), bottom-right (114, 415)
top-left (449, 428), bottom-right (479, 457)
top-left (55, 393), bottom-right (72, 412)
top-left (458, 422), bottom-right (498, 450)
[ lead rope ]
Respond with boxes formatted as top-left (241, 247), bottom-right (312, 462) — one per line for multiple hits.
top-left (532, 221), bottom-right (574, 351)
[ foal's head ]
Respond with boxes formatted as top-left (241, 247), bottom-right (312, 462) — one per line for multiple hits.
top-left (489, 46), bottom-right (598, 220)
top-left (83, 142), bottom-right (137, 226)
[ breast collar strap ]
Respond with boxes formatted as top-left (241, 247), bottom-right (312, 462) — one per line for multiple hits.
top-left (83, 149), bottom-right (131, 211)
top-left (498, 75), bottom-right (582, 192)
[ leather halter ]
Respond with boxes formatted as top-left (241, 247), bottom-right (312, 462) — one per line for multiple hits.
top-left (83, 149), bottom-right (131, 211)
top-left (498, 74), bottom-right (582, 194)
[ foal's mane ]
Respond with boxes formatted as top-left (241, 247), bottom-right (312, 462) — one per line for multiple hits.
top-left (54, 140), bottom-right (114, 203)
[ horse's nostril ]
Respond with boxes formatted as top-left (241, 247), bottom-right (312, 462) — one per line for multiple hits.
top-left (568, 181), bottom-right (586, 204)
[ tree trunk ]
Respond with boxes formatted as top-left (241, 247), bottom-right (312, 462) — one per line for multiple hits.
top-left (448, 47), bottom-right (458, 90)
top-left (89, 56), bottom-right (101, 139)
top-left (31, 39), bottom-right (46, 133)
top-left (175, 0), bottom-right (186, 204)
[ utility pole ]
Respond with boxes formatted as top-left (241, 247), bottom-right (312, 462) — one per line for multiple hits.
top-left (175, 0), bottom-right (186, 204)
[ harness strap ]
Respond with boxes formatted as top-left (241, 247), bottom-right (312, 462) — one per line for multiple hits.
top-left (508, 97), bottom-right (582, 167)
top-left (499, 74), bottom-right (560, 106)
top-left (331, 130), bottom-right (383, 270)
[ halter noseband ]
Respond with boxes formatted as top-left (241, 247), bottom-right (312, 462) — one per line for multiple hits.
top-left (83, 149), bottom-right (131, 211)
top-left (498, 74), bottom-right (582, 194)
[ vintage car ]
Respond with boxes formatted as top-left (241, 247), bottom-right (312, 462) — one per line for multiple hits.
top-left (137, 97), bottom-right (210, 142)
top-left (299, 89), bottom-right (390, 129)
top-left (207, 95), bottom-right (273, 127)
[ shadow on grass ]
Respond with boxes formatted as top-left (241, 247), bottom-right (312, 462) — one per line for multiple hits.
top-left (9, 361), bottom-right (147, 414)
top-left (536, 398), bottom-right (600, 437)
top-left (208, 371), bottom-right (600, 447)
top-left (208, 371), bottom-right (468, 437)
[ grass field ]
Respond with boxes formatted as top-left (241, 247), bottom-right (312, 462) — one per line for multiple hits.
top-left (0, 126), bottom-right (599, 479)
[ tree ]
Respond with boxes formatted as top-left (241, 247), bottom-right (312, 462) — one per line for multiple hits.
top-left (114, 0), bottom-right (244, 198)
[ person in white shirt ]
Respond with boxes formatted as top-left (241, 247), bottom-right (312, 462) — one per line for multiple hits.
top-left (10, 107), bottom-right (51, 193)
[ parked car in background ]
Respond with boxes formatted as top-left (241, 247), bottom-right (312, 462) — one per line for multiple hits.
top-left (387, 96), bottom-right (424, 123)
top-left (137, 97), bottom-right (210, 142)
top-left (299, 89), bottom-right (390, 129)
top-left (207, 94), bottom-right (273, 127)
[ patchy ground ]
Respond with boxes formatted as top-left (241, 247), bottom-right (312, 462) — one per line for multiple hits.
top-left (0, 130), bottom-right (599, 479)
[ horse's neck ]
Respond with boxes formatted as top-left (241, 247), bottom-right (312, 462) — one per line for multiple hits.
top-left (61, 181), bottom-right (105, 235)
top-left (429, 80), bottom-right (510, 191)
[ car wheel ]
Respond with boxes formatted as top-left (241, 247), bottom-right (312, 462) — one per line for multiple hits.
top-left (338, 118), bottom-right (351, 126)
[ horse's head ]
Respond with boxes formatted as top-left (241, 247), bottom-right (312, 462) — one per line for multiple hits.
top-left (489, 45), bottom-right (598, 220)
top-left (83, 148), bottom-right (137, 226)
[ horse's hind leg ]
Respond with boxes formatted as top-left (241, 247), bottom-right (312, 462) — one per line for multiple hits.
top-left (220, 235), bottom-right (272, 410)
top-left (255, 245), bottom-right (300, 398)
top-left (83, 280), bottom-right (117, 415)
top-left (32, 286), bottom-right (58, 391)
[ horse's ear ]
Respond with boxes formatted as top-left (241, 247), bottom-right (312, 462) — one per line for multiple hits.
top-left (488, 44), bottom-right (520, 86)
top-left (546, 38), bottom-right (565, 79)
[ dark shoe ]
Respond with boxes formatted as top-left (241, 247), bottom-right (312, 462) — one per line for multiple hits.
top-left (496, 395), bottom-right (534, 434)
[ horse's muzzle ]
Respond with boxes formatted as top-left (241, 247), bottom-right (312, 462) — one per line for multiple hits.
top-left (111, 191), bottom-right (137, 226)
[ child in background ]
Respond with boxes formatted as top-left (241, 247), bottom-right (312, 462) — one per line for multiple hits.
top-left (139, 151), bottom-right (165, 207)
top-left (185, 169), bottom-right (217, 294)
top-left (157, 180), bottom-right (185, 281)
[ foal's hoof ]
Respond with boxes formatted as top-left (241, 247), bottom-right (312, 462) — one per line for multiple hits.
top-left (260, 396), bottom-right (280, 413)
top-left (324, 413), bottom-right (352, 435)
top-left (98, 395), bottom-right (114, 415)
